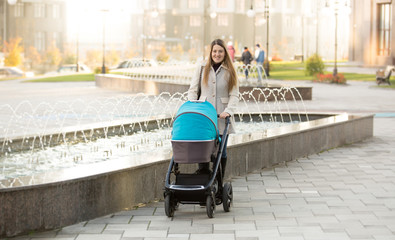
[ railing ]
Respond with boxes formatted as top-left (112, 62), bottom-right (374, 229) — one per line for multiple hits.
top-left (112, 61), bottom-right (269, 86)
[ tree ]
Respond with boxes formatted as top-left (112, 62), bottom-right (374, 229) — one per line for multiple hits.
top-left (234, 40), bottom-right (240, 55)
top-left (172, 44), bottom-right (184, 60)
top-left (86, 49), bottom-right (101, 68)
top-left (45, 42), bottom-right (62, 66)
top-left (62, 52), bottom-right (76, 65)
top-left (156, 45), bottom-right (169, 62)
top-left (25, 46), bottom-right (42, 68)
top-left (188, 48), bottom-right (197, 62)
top-left (107, 48), bottom-right (120, 67)
top-left (125, 47), bottom-right (138, 59)
top-left (304, 54), bottom-right (325, 76)
top-left (4, 37), bottom-right (24, 67)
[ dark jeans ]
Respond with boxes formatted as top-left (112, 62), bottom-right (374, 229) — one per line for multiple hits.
top-left (220, 134), bottom-right (228, 159)
top-left (244, 68), bottom-right (249, 79)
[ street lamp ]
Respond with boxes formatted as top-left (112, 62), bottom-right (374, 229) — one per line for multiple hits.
top-left (325, 0), bottom-right (349, 77)
top-left (246, 0), bottom-right (255, 48)
top-left (101, 9), bottom-right (109, 74)
top-left (76, 26), bottom-right (79, 72)
top-left (315, 1), bottom-right (320, 55)
top-left (301, 15), bottom-right (304, 62)
top-left (246, 3), bottom-right (255, 18)
top-left (264, 0), bottom-right (270, 76)
top-left (210, 11), bottom-right (217, 19)
top-left (202, 0), bottom-right (216, 60)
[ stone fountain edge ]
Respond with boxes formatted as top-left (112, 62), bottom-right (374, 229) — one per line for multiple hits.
top-left (0, 114), bottom-right (374, 237)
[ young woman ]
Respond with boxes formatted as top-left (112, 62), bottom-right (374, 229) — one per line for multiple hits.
top-left (188, 38), bottom-right (239, 176)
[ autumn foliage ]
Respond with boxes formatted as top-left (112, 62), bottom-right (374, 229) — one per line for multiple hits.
top-left (4, 37), bottom-right (24, 67)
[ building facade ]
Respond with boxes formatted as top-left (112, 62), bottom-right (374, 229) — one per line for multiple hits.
top-left (129, 0), bottom-right (350, 62)
top-left (349, 0), bottom-right (394, 66)
top-left (0, 0), bottom-right (66, 62)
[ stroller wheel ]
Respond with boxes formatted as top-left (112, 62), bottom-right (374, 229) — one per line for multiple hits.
top-left (206, 192), bottom-right (216, 218)
top-left (165, 194), bottom-right (175, 217)
top-left (222, 182), bottom-right (233, 212)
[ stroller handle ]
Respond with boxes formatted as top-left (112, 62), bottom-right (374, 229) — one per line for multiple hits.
top-left (217, 114), bottom-right (231, 125)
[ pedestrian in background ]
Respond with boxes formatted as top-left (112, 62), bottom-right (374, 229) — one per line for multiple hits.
top-left (227, 41), bottom-right (235, 62)
top-left (255, 44), bottom-right (265, 82)
top-left (241, 46), bottom-right (253, 79)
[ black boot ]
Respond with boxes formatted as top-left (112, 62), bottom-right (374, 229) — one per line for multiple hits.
top-left (196, 162), bottom-right (210, 174)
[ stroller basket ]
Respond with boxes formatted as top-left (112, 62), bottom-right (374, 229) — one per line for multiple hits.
top-left (172, 140), bottom-right (216, 163)
top-left (171, 101), bottom-right (219, 164)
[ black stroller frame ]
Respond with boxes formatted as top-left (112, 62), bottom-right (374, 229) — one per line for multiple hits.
top-left (164, 117), bottom-right (233, 218)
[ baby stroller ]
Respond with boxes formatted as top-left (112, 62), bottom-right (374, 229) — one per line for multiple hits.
top-left (164, 100), bottom-right (233, 218)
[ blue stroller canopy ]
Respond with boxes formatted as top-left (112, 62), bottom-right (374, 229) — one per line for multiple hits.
top-left (172, 101), bottom-right (218, 141)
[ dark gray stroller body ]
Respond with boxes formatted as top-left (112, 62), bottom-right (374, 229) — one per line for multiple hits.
top-left (164, 100), bottom-right (233, 218)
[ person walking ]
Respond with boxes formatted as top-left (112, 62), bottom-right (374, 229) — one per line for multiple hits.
top-left (227, 41), bottom-right (235, 62)
top-left (255, 44), bottom-right (265, 82)
top-left (241, 46), bottom-right (253, 80)
top-left (187, 38), bottom-right (239, 178)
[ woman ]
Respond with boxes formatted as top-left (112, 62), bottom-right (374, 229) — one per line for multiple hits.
top-left (188, 39), bottom-right (239, 176)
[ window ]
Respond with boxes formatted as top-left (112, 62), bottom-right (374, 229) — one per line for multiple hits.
top-left (53, 32), bottom-right (61, 49)
top-left (52, 4), bottom-right (60, 19)
top-left (35, 32), bottom-right (46, 51)
top-left (236, 0), bottom-right (245, 13)
top-left (34, 3), bottom-right (46, 18)
top-left (14, 3), bottom-right (24, 17)
top-left (189, 15), bottom-right (201, 26)
top-left (255, 0), bottom-right (265, 9)
top-left (217, 14), bottom-right (228, 26)
top-left (218, 0), bottom-right (227, 9)
top-left (377, 3), bottom-right (391, 56)
top-left (286, 0), bottom-right (293, 9)
top-left (285, 16), bottom-right (291, 28)
top-left (188, 0), bottom-right (199, 9)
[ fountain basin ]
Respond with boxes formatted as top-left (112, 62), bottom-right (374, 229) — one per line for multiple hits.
top-left (0, 113), bottom-right (373, 237)
top-left (95, 74), bottom-right (312, 100)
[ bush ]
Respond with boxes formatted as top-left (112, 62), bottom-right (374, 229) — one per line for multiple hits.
top-left (305, 53), bottom-right (325, 76)
top-left (263, 60), bottom-right (272, 71)
top-left (271, 54), bottom-right (282, 61)
top-left (94, 66), bottom-right (109, 74)
top-left (314, 73), bottom-right (347, 84)
top-left (156, 46), bottom-right (170, 62)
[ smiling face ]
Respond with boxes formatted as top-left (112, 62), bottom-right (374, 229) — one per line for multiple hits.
top-left (211, 44), bottom-right (225, 64)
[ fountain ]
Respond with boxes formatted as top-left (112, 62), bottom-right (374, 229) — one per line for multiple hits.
top-left (0, 81), bottom-right (373, 237)
top-left (96, 63), bottom-right (312, 100)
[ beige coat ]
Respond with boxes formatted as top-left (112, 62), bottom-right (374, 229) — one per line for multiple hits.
top-left (188, 62), bottom-right (239, 134)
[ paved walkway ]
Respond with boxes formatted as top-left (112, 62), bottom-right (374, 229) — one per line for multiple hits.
top-left (2, 72), bottom-right (395, 240)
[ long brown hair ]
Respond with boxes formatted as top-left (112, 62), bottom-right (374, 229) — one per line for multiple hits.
top-left (203, 39), bottom-right (237, 92)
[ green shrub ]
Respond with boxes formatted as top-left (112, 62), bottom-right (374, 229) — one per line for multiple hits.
top-left (156, 46), bottom-right (170, 62)
top-left (263, 60), bottom-right (272, 71)
top-left (305, 54), bottom-right (325, 76)
top-left (94, 66), bottom-right (109, 74)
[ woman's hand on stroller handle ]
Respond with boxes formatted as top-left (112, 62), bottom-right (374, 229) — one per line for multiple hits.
top-left (219, 112), bottom-right (230, 119)
top-left (218, 112), bottom-right (231, 125)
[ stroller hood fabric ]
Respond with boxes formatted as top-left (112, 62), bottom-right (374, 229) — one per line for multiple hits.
top-left (172, 101), bottom-right (218, 141)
